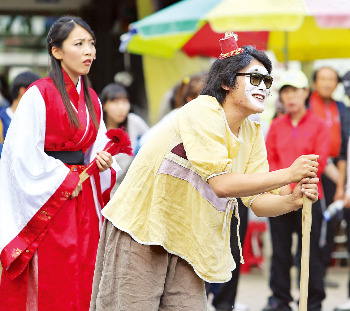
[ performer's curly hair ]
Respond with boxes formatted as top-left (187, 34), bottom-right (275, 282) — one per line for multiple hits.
top-left (200, 46), bottom-right (272, 104)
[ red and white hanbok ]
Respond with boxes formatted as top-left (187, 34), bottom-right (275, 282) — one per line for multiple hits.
top-left (0, 70), bottom-right (118, 311)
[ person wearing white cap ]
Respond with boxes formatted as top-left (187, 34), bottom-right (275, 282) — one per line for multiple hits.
top-left (263, 69), bottom-right (331, 311)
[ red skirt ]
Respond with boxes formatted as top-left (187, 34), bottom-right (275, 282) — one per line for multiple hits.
top-left (0, 165), bottom-right (101, 311)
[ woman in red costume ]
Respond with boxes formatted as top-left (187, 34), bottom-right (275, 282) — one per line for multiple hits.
top-left (0, 16), bottom-right (118, 310)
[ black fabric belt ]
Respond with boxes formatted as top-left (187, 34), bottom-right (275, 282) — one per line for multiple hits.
top-left (45, 150), bottom-right (85, 165)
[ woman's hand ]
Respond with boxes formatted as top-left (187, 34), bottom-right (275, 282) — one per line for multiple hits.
top-left (333, 186), bottom-right (350, 208)
top-left (333, 186), bottom-right (344, 202)
top-left (343, 191), bottom-right (350, 208)
top-left (291, 177), bottom-right (319, 210)
top-left (70, 180), bottom-right (82, 199)
top-left (96, 151), bottom-right (113, 172)
top-left (287, 155), bottom-right (319, 183)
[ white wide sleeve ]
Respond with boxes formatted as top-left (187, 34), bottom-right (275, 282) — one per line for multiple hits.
top-left (0, 86), bottom-right (71, 252)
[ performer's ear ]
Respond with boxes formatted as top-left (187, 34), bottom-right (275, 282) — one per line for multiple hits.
top-left (51, 46), bottom-right (63, 60)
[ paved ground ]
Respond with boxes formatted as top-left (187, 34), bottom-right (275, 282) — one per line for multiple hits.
top-left (231, 266), bottom-right (349, 311)
top-left (223, 213), bottom-right (350, 311)
top-left (208, 214), bottom-right (350, 311)
top-left (1, 221), bottom-right (348, 311)
top-left (1, 260), bottom-right (348, 310)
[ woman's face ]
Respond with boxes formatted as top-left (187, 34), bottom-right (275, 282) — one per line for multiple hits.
top-left (280, 86), bottom-right (309, 114)
top-left (313, 67), bottom-right (338, 100)
top-left (225, 59), bottom-right (271, 115)
top-left (103, 97), bottom-right (131, 125)
top-left (53, 25), bottom-right (96, 84)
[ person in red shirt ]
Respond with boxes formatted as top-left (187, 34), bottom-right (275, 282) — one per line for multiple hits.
top-left (310, 67), bottom-right (344, 159)
top-left (309, 67), bottom-right (346, 278)
top-left (333, 71), bottom-right (350, 311)
top-left (263, 69), bottom-right (330, 311)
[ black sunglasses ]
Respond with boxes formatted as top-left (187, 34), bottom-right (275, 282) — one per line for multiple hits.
top-left (236, 73), bottom-right (273, 89)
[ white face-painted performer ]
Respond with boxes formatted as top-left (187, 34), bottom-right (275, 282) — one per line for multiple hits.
top-left (243, 64), bottom-right (271, 112)
top-left (89, 32), bottom-right (320, 311)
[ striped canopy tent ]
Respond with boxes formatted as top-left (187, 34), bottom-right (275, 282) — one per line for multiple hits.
top-left (120, 0), bottom-right (350, 62)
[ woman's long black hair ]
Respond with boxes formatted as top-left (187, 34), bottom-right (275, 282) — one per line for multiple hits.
top-left (47, 16), bottom-right (99, 129)
top-left (200, 46), bottom-right (272, 104)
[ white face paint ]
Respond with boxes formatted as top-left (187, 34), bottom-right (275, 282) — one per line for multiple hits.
top-left (244, 65), bottom-right (271, 112)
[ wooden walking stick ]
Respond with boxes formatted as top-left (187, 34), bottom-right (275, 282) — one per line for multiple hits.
top-left (299, 194), bottom-right (312, 311)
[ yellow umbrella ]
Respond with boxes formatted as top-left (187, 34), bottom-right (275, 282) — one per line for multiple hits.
top-left (206, 0), bottom-right (306, 32)
top-left (268, 17), bottom-right (350, 62)
top-left (122, 0), bottom-right (350, 61)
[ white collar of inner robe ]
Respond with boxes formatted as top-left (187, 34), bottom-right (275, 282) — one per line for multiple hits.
top-left (76, 77), bottom-right (81, 94)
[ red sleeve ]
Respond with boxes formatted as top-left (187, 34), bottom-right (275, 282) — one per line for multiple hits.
top-left (265, 120), bottom-right (279, 172)
top-left (313, 119), bottom-right (331, 177)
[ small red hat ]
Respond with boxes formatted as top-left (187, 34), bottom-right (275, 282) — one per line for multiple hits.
top-left (219, 32), bottom-right (244, 59)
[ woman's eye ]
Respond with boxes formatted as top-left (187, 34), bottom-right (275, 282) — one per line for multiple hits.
top-left (75, 42), bottom-right (82, 46)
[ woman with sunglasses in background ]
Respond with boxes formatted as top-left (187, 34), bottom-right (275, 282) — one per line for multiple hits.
top-left (90, 34), bottom-right (320, 311)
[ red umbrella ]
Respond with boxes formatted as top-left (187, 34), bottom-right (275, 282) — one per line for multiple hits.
top-left (182, 23), bottom-right (269, 58)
